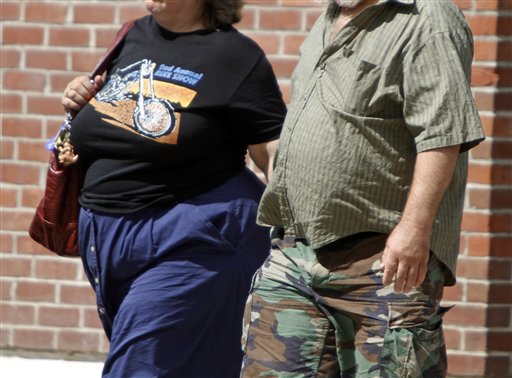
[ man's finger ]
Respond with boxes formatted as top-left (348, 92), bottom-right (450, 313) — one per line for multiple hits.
top-left (382, 258), bottom-right (398, 287)
top-left (394, 263), bottom-right (409, 293)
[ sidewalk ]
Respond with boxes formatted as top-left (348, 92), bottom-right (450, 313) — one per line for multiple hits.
top-left (0, 356), bottom-right (104, 377)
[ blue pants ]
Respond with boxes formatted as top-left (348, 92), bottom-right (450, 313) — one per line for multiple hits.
top-left (78, 168), bottom-right (270, 378)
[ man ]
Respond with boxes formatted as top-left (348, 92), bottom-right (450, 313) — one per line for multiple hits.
top-left (240, 0), bottom-right (484, 377)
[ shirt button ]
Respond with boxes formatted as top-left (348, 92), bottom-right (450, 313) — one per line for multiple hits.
top-left (98, 308), bottom-right (105, 315)
top-left (90, 245), bottom-right (95, 253)
top-left (94, 276), bottom-right (100, 285)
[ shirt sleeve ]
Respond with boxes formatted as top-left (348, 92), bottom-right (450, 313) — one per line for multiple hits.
top-left (402, 31), bottom-right (484, 153)
top-left (226, 54), bottom-right (286, 145)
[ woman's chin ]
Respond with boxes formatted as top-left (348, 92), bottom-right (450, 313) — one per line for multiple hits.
top-left (145, 0), bottom-right (166, 14)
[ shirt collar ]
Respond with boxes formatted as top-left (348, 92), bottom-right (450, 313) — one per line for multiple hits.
top-left (327, 0), bottom-right (415, 18)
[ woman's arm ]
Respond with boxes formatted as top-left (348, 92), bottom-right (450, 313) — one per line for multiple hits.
top-left (248, 139), bottom-right (279, 183)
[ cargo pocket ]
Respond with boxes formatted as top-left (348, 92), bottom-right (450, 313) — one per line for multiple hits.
top-left (379, 303), bottom-right (451, 378)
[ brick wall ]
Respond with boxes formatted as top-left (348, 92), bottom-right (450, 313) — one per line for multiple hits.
top-left (1, 1), bottom-right (510, 376)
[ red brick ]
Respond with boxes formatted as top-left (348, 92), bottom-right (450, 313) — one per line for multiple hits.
top-left (35, 259), bottom-right (80, 281)
top-left (17, 234), bottom-right (56, 257)
top-left (468, 235), bottom-right (512, 257)
top-left (13, 329), bottom-right (55, 350)
top-left (465, 329), bottom-right (488, 351)
top-left (25, 2), bottom-right (67, 23)
top-left (0, 280), bottom-right (13, 301)
top-left (73, 4), bottom-right (116, 24)
top-left (2, 26), bottom-right (44, 45)
top-left (0, 48), bottom-right (21, 68)
top-left (283, 34), bottom-right (305, 55)
top-left (487, 306), bottom-right (511, 327)
top-left (0, 303), bottom-right (36, 325)
top-left (3, 71), bottom-right (46, 92)
top-left (0, 140), bottom-right (14, 159)
top-left (21, 187), bottom-right (44, 208)
top-left (270, 57), bottom-right (299, 78)
top-left (18, 141), bottom-right (49, 163)
top-left (27, 95), bottom-right (64, 116)
top-left (476, 0), bottom-right (512, 10)
top-left (1, 94), bottom-right (22, 113)
top-left (487, 331), bottom-right (512, 351)
top-left (0, 163), bottom-right (41, 185)
top-left (119, 7), bottom-right (147, 22)
top-left (0, 234), bottom-right (14, 254)
top-left (71, 51), bottom-right (105, 74)
top-left (49, 27), bottom-right (90, 47)
top-left (485, 356), bottom-right (512, 377)
top-left (488, 282), bottom-right (512, 304)
top-left (442, 282), bottom-right (463, 302)
top-left (447, 354), bottom-right (486, 376)
top-left (0, 210), bottom-right (35, 233)
top-left (84, 308), bottom-right (103, 329)
top-left (445, 304), bottom-right (486, 326)
top-left (306, 10), bottom-right (323, 30)
top-left (469, 187), bottom-right (512, 209)
top-left (0, 328), bottom-right (11, 348)
top-left (0, 2), bottom-right (20, 20)
top-left (39, 306), bottom-right (80, 327)
top-left (468, 162), bottom-right (512, 185)
top-left (0, 257), bottom-right (32, 277)
top-left (1, 117), bottom-right (43, 138)
top-left (15, 281), bottom-right (56, 303)
top-left (57, 330), bottom-right (100, 353)
top-left (443, 327), bottom-right (462, 350)
top-left (260, 9), bottom-right (302, 30)
top-left (246, 33), bottom-right (281, 55)
top-left (468, 15), bottom-right (497, 35)
top-left (95, 28), bottom-right (122, 48)
top-left (60, 284), bottom-right (96, 306)
top-left (470, 139), bottom-right (512, 160)
top-left (239, 8), bottom-right (256, 29)
top-left (479, 115), bottom-right (512, 138)
top-left (26, 50), bottom-right (68, 70)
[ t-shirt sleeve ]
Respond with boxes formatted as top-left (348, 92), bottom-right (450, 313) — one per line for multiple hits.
top-left (402, 31), bottom-right (484, 153)
top-left (226, 54), bottom-right (286, 145)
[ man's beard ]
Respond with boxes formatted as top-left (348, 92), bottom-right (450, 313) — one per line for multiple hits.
top-left (331, 0), bottom-right (365, 8)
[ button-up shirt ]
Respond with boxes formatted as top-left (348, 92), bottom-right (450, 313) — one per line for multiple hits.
top-left (257, 0), bottom-right (485, 284)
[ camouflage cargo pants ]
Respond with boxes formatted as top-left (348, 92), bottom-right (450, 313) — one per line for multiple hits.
top-left (241, 231), bottom-right (450, 378)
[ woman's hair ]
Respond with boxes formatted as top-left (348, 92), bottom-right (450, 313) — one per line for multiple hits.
top-left (203, 0), bottom-right (243, 30)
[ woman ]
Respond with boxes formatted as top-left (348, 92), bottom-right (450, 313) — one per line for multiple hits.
top-left (62, 0), bottom-right (286, 376)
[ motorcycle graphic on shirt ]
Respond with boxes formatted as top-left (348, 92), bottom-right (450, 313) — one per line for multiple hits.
top-left (92, 60), bottom-right (202, 144)
top-left (96, 59), bottom-right (176, 137)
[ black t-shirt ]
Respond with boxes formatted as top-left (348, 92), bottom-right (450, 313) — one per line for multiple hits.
top-left (71, 16), bottom-right (286, 213)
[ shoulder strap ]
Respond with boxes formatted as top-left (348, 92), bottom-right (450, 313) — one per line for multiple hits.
top-left (90, 19), bottom-right (136, 78)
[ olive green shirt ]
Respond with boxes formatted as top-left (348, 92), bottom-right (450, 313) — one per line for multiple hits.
top-left (257, 0), bottom-right (485, 284)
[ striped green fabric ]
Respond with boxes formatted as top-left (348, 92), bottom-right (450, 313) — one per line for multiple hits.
top-left (257, 0), bottom-right (485, 284)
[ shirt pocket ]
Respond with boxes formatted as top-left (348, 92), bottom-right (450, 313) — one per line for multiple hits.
top-left (320, 47), bottom-right (382, 115)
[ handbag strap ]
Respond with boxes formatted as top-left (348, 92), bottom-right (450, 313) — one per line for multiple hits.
top-left (90, 19), bottom-right (136, 79)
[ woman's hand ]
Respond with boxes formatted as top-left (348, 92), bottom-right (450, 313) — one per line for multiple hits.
top-left (61, 74), bottom-right (104, 114)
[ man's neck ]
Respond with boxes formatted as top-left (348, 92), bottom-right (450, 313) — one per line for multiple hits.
top-left (329, 0), bottom-right (380, 41)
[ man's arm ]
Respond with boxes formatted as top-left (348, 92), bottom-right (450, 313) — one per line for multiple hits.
top-left (381, 144), bottom-right (460, 293)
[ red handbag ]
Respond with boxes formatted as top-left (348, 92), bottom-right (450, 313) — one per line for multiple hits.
top-left (29, 20), bottom-right (135, 257)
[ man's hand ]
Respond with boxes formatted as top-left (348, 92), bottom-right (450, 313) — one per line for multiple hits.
top-left (381, 221), bottom-right (430, 293)
top-left (381, 144), bottom-right (460, 293)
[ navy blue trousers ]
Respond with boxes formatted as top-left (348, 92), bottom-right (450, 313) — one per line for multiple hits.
top-left (78, 168), bottom-right (270, 378)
